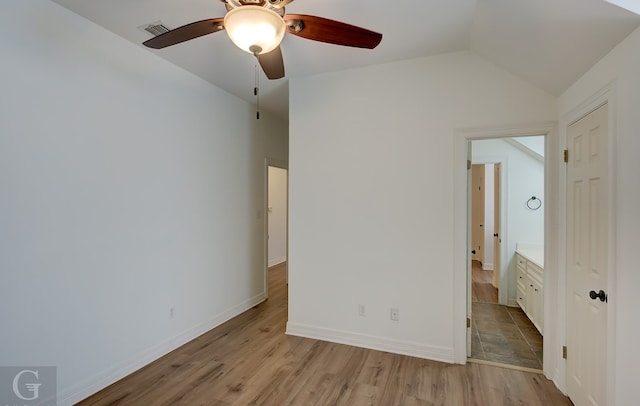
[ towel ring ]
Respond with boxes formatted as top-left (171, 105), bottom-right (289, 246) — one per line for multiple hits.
top-left (527, 196), bottom-right (542, 210)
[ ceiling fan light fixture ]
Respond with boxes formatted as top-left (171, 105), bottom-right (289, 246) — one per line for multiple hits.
top-left (224, 6), bottom-right (286, 55)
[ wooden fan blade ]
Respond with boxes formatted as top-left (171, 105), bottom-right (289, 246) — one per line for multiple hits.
top-left (257, 46), bottom-right (285, 80)
top-left (284, 14), bottom-right (382, 49)
top-left (143, 18), bottom-right (225, 49)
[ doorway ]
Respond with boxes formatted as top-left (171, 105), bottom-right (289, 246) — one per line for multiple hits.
top-left (471, 163), bottom-right (500, 304)
top-left (266, 163), bottom-right (288, 298)
top-left (467, 135), bottom-right (546, 371)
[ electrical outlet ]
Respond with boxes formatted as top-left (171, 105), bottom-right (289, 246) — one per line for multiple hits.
top-left (390, 308), bottom-right (399, 321)
top-left (358, 304), bottom-right (366, 317)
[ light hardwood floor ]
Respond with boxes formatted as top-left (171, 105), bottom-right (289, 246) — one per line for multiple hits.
top-left (471, 260), bottom-right (498, 304)
top-left (77, 262), bottom-right (570, 405)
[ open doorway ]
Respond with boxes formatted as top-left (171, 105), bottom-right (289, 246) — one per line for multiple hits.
top-left (468, 135), bottom-right (545, 371)
top-left (470, 162), bottom-right (500, 304)
top-left (266, 164), bottom-right (288, 298)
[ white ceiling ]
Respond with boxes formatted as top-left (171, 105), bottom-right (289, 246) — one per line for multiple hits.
top-left (51, 0), bottom-right (640, 120)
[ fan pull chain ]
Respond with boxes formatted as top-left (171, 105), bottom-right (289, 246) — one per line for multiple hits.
top-left (254, 62), bottom-right (260, 120)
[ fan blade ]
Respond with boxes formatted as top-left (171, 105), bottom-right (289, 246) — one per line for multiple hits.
top-left (284, 14), bottom-right (382, 49)
top-left (143, 18), bottom-right (225, 49)
top-left (257, 46), bottom-right (285, 80)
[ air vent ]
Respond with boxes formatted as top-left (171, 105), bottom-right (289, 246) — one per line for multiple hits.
top-left (139, 21), bottom-right (170, 37)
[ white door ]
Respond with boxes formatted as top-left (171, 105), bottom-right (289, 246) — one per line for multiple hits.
top-left (566, 103), bottom-right (609, 406)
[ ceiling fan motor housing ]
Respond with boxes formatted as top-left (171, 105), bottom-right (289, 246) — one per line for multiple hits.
top-left (222, 0), bottom-right (287, 15)
top-left (145, 0), bottom-right (382, 80)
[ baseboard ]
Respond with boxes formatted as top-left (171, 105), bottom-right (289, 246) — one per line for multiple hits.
top-left (59, 292), bottom-right (267, 406)
top-left (268, 256), bottom-right (287, 267)
top-left (482, 262), bottom-right (494, 271)
top-left (286, 322), bottom-right (454, 364)
top-left (507, 298), bottom-right (519, 307)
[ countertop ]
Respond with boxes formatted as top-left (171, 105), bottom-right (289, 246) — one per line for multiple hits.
top-left (515, 243), bottom-right (544, 268)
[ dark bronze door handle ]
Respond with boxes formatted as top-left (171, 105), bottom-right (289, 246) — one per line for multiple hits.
top-left (589, 290), bottom-right (607, 303)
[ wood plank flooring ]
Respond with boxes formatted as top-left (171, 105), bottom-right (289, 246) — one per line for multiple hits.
top-left (471, 260), bottom-right (498, 304)
top-left (77, 262), bottom-right (570, 405)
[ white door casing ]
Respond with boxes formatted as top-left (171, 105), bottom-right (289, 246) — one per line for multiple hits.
top-left (466, 148), bottom-right (473, 356)
top-left (268, 166), bottom-right (288, 267)
top-left (454, 122), bottom-right (554, 366)
top-left (566, 103), bottom-right (609, 406)
top-left (492, 164), bottom-right (501, 289)
top-left (264, 157), bottom-right (289, 295)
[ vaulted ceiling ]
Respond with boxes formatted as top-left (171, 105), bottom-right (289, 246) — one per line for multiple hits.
top-left (51, 0), bottom-right (640, 120)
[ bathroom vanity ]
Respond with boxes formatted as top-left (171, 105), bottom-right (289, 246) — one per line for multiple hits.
top-left (515, 243), bottom-right (544, 335)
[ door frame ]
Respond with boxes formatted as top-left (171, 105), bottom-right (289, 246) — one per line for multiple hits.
top-left (453, 122), bottom-right (556, 374)
top-left (466, 158), bottom-right (506, 357)
top-left (469, 157), bottom-right (508, 305)
top-left (264, 157), bottom-right (289, 299)
top-left (558, 83), bottom-right (616, 403)
top-left (492, 163), bottom-right (502, 290)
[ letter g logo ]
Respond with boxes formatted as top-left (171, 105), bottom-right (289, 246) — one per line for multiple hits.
top-left (12, 369), bottom-right (42, 401)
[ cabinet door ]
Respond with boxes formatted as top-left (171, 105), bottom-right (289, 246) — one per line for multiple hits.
top-left (516, 264), bottom-right (527, 309)
top-left (517, 284), bottom-right (526, 309)
top-left (525, 274), bottom-right (535, 322)
top-left (526, 262), bottom-right (544, 333)
top-left (532, 278), bottom-right (543, 334)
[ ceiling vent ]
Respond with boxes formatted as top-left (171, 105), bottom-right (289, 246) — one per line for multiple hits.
top-left (139, 21), bottom-right (171, 37)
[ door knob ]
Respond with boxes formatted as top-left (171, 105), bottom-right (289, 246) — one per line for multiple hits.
top-left (589, 290), bottom-right (607, 303)
top-left (493, 233), bottom-right (499, 237)
top-left (471, 250), bottom-right (476, 255)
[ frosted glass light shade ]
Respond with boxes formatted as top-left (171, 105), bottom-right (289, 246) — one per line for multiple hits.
top-left (224, 6), bottom-right (286, 55)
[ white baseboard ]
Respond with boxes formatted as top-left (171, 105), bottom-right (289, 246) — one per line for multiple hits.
top-left (482, 262), bottom-right (494, 271)
top-left (268, 256), bottom-right (287, 267)
top-left (59, 292), bottom-right (267, 406)
top-left (286, 322), bottom-right (455, 364)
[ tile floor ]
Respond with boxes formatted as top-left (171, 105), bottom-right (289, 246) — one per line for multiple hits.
top-left (470, 302), bottom-right (543, 370)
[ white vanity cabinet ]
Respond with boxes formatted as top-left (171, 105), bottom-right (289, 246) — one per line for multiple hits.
top-left (515, 251), bottom-right (544, 335)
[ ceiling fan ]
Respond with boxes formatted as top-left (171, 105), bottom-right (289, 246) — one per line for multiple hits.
top-left (143, 0), bottom-right (383, 80)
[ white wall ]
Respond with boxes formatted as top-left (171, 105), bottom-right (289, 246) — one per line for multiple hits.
top-left (288, 51), bottom-right (556, 361)
top-left (472, 139), bottom-right (545, 305)
top-left (0, 1), bottom-right (287, 404)
top-left (514, 136), bottom-right (545, 157)
top-left (558, 25), bottom-right (640, 405)
top-left (268, 166), bottom-right (287, 267)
